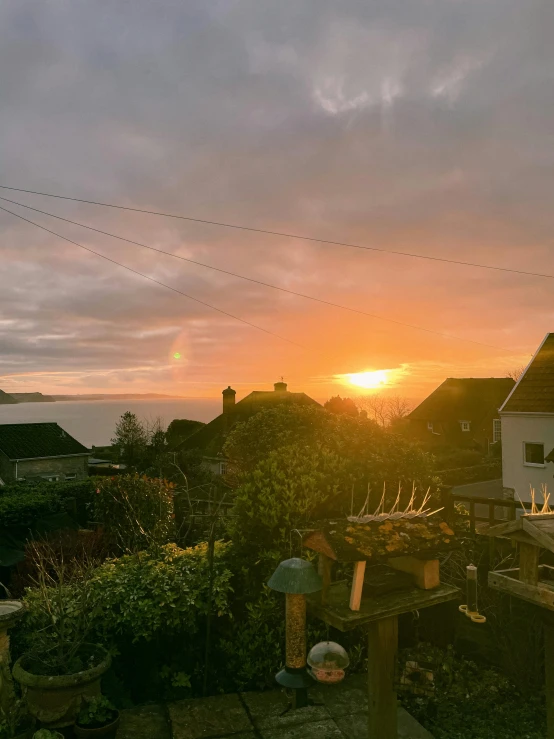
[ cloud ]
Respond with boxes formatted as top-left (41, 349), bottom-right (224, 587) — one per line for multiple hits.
top-left (0, 0), bottom-right (552, 400)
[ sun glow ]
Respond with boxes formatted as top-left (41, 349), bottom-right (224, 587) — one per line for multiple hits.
top-left (341, 370), bottom-right (391, 390)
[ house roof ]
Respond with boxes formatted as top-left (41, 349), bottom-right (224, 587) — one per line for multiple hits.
top-left (408, 378), bottom-right (515, 423)
top-left (500, 333), bottom-right (554, 413)
top-left (0, 423), bottom-right (89, 460)
top-left (177, 387), bottom-right (321, 456)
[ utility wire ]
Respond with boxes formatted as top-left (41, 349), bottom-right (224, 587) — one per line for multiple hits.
top-left (0, 184), bottom-right (553, 281)
top-left (0, 203), bottom-right (301, 347)
top-left (0, 195), bottom-right (513, 352)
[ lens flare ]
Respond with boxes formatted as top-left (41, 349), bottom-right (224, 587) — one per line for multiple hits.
top-left (173, 352), bottom-right (181, 359)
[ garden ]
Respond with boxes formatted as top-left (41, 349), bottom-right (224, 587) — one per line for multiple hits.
top-left (0, 405), bottom-right (548, 738)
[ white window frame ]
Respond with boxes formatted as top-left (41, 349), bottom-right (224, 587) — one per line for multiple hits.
top-left (427, 422), bottom-right (434, 431)
top-left (65, 473), bottom-right (77, 480)
top-left (493, 419), bottom-right (502, 443)
top-left (460, 421), bottom-right (471, 432)
top-left (523, 441), bottom-right (545, 468)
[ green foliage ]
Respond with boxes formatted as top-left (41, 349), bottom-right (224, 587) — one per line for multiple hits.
top-left (432, 449), bottom-right (485, 470)
top-left (166, 419), bottom-right (205, 448)
top-left (32, 731), bottom-right (63, 739)
top-left (439, 461), bottom-right (502, 486)
top-left (77, 696), bottom-right (117, 728)
top-left (111, 411), bottom-right (148, 469)
top-left (0, 489), bottom-right (65, 529)
top-left (400, 644), bottom-right (545, 739)
top-left (226, 405), bottom-right (438, 581)
top-left (323, 396), bottom-right (359, 416)
top-left (88, 543), bottom-right (233, 642)
top-left (94, 475), bottom-right (175, 553)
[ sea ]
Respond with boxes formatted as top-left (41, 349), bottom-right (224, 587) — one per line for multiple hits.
top-left (0, 398), bottom-right (221, 448)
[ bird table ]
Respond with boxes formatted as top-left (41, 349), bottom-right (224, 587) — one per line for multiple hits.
top-left (487, 512), bottom-right (554, 739)
top-left (304, 518), bottom-right (459, 739)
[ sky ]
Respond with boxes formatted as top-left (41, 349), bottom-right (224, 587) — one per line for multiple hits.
top-left (0, 0), bottom-right (552, 404)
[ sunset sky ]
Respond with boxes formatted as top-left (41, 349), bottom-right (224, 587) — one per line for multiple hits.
top-left (0, 0), bottom-right (551, 404)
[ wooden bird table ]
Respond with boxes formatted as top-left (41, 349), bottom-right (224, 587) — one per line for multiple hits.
top-left (307, 581), bottom-right (459, 739)
top-left (304, 516), bottom-right (459, 739)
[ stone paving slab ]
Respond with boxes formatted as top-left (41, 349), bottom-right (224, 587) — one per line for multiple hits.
top-left (168, 693), bottom-right (252, 738)
top-left (260, 719), bottom-right (344, 739)
top-left (119, 704), bottom-right (171, 739)
top-left (242, 687), bottom-right (331, 730)
top-left (334, 708), bottom-right (434, 739)
top-left (117, 674), bottom-right (434, 739)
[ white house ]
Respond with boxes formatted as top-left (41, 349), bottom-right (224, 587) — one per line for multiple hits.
top-left (500, 333), bottom-right (554, 502)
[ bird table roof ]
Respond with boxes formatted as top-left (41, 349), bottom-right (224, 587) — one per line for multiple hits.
top-left (303, 517), bottom-right (456, 563)
top-left (487, 514), bottom-right (554, 554)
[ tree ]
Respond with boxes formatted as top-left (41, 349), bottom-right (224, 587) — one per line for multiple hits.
top-left (225, 404), bottom-right (437, 523)
top-left (111, 412), bottom-right (148, 470)
top-left (166, 419), bottom-right (205, 448)
top-left (355, 394), bottom-right (412, 428)
top-left (507, 366), bottom-right (526, 382)
top-left (324, 396), bottom-right (359, 416)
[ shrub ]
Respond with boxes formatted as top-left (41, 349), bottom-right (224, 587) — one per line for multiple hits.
top-left (400, 644), bottom-right (545, 739)
top-left (439, 461), bottom-right (501, 486)
top-left (94, 475), bottom-right (175, 553)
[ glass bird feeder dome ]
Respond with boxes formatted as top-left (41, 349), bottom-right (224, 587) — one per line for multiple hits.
top-left (307, 641), bottom-right (349, 684)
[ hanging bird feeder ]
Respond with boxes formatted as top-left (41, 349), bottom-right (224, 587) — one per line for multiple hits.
top-left (267, 557), bottom-right (322, 708)
top-left (307, 641), bottom-right (349, 684)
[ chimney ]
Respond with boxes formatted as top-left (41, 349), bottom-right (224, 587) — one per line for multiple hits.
top-left (274, 381), bottom-right (288, 393)
top-left (222, 386), bottom-right (236, 413)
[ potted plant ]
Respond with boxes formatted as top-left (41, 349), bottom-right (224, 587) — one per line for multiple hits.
top-left (12, 541), bottom-right (111, 731)
top-left (32, 731), bottom-right (64, 739)
top-left (0, 699), bottom-right (35, 739)
top-left (74, 697), bottom-right (119, 738)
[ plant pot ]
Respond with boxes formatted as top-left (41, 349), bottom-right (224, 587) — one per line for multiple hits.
top-left (74, 712), bottom-right (120, 739)
top-left (12, 646), bottom-right (111, 730)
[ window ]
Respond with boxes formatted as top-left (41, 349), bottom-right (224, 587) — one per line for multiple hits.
top-left (427, 422), bottom-right (434, 431)
top-left (460, 421), bottom-right (471, 432)
top-left (219, 462), bottom-right (228, 476)
top-left (524, 442), bottom-right (545, 466)
top-left (65, 474), bottom-right (77, 480)
top-left (493, 419), bottom-right (502, 443)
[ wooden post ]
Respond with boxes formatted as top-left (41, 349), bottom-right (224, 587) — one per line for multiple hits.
top-left (545, 621), bottom-right (554, 739)
top-left (368, 616), bottom-right (398, 739)
top-left (318, 554), bottom-right (332, 605)
top-left (519, 543), bottom-right (540, 586)
top-left (350, 561), bottom-right (366, 611)
top-left (388, 556), bottom-right (439, 590)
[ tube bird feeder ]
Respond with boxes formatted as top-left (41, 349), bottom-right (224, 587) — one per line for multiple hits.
top-left (267, 557), bottom-right (322, 708)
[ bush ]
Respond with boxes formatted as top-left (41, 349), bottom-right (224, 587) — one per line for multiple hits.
top-left (400, 644), bottom-right (545, 739)
top-left (432, 450), bottom-right (484, 471)
top-left (0, 490), bottom-right (66, 529)
top-left (15, 542), bottom-right (233, 701)
top-left (0, 478), bottom-right (100, 526)
top-left (439, 462), bottom-right (502, 486)
top-left (94, 475), bottom-right (175, 553)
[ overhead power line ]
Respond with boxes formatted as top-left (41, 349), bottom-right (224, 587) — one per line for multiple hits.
top-left (0, 203), bottom-right (300, 347)
top-left (0, 195), bottom-right (513, 353)
top-left (0, 185), bottom-right (553, 281)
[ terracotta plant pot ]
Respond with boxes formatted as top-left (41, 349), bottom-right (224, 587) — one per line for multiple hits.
top-left (12, 646), bottom-right (111, 730)
top-left (74, 712), bottom-right (120, 739)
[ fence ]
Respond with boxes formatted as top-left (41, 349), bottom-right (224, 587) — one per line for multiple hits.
top-left (440, 487), bottom-right (533, 535)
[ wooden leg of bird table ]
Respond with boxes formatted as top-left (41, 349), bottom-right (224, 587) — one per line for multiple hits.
top-left (545, 622), bottom-right (554, 739)
top-left (367, 615), bottom-right (398, 739)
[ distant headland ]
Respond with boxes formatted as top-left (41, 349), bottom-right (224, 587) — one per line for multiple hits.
top-left (0, 390), bottom-right (186, 404)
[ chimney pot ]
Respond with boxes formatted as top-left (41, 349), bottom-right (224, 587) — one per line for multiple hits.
top-left (222, 386), bottom-right (236, 413)
top-left (274, 381), bottom-right (288, 393)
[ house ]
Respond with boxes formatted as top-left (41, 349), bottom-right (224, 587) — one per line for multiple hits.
top-left (176, 381), bottom-right (321, 474)
top-left (407, 378), bottom-right (516, 452)
top-left (0, 422), bottom-right (90, 485)
top-left (500, 333), bottom-right (554, 502)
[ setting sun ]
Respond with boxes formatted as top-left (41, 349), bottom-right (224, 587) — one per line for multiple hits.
top-left (340, 370), bottom-right (391, 390)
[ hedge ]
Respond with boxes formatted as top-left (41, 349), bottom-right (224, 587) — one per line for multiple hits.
top-left (439, 461), bottom-right (502, 486)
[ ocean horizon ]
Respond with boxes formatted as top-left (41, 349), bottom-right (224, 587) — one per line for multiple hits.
top-left (0, 397), bottom-right (222, 448)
